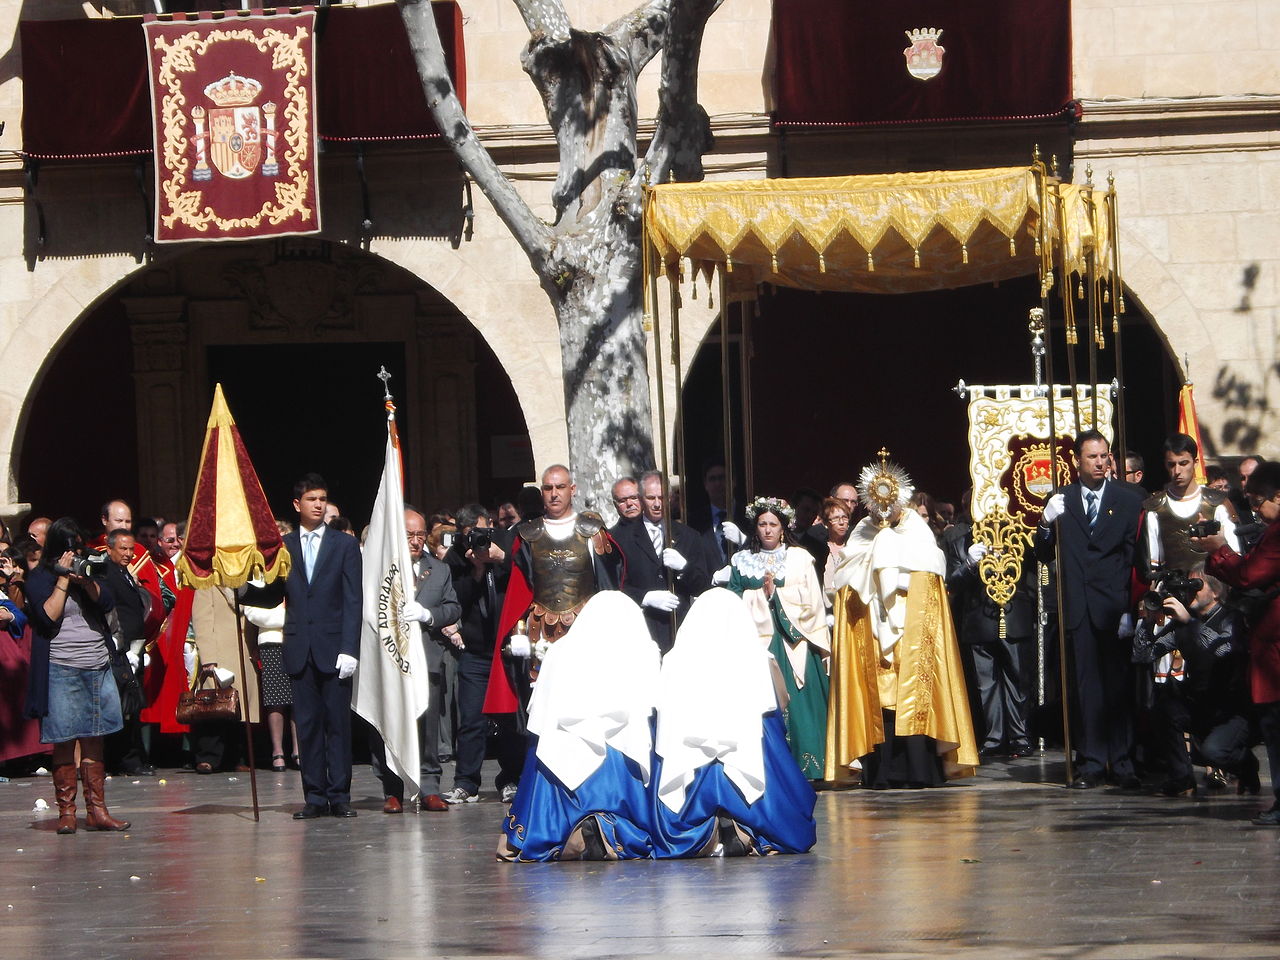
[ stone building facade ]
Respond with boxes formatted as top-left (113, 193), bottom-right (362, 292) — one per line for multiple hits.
top-left (0, 0), bottom-right (1275, 523)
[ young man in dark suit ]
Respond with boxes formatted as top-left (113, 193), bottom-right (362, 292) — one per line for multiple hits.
top-left (243, 474), bottom-right (363, 818)
top-left (1034, 430), bottom-right (1145, 789)
top-left (616, 471), bottom-right (711, 654)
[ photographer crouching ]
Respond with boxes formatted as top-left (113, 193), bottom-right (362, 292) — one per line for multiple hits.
top-left (1196, 461), bottom-right (1280, 825)
top-left (1132, 569), bottom-right (1256, 798)
top-left (23, 518), bottom-right (130, 833)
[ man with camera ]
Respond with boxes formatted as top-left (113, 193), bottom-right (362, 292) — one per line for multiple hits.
top-left (1142, 434), bottom-right (1239, 577)
top-left (1132, 570), bottom-right (1256, 797)
top-left (1199, 461), bottom-right (1280, 825)
top-left (440, 504), bottom-right (525, 804)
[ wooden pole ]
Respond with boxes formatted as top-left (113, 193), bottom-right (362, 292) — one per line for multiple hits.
top-left (1036, 156), bottom-right (1074, 785)
top-left (233, 596), bottom-right (260, 822)
top-left (720, 288), bottom-right (735, 536)
top-left (737, 287), bottom-right (755, 504)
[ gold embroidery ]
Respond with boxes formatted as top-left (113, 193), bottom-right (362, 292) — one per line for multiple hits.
top-left (152, 24), bottom-right (313, 233)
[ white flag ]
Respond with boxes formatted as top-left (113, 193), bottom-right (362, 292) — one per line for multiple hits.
top-left (353, 406), bottom-right (429, 798)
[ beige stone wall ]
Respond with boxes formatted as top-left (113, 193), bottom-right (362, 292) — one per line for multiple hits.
top-left (2, 0), bottom-right (1279, 517)
top-left (1075, 0), bottom-right (1280, 99)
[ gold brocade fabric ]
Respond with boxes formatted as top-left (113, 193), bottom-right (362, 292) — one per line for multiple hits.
top-left (644, 167), bottom-right (1110, 295)
top-left (824, 573), bottom-right (978, 781)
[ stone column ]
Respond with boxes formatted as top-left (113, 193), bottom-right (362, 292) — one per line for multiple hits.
top-left (123, 296), bottom-right (190, 520)
top-left (413, 301), bottom-right (477, 510)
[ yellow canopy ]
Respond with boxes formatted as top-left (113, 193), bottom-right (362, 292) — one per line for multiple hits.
top-left (643, 166), bottom-right (1111, 295)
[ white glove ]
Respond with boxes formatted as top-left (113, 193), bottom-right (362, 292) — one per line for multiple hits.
top-left (335, 653), bottom-right (357, 680)
top-left (1042, 493), bottom-right (1066, 524)
top-left (183, 641), bottom-right (197, 677)
top-left (721, 521), bottom-right (746, 546)
top-left (213, 666), bottom-right (235, 688)
top-left (662, 547), bottom-right (687, 572)
top-left (142, 653), bottom-right (151, 669)
top-left (896, 572), bottom-right (912, 592)
top-left (1117, 612), bottom-right (1135, 639)
top-left (712, 565), bottom-right (731, 586)
top-left (967, 542), bottom-right (988, 563)
top-left (508, 634), bottom-right (531, 658)
top-left (126, 651), bottom-right (140, 671)
top-left (642, 590), bottom-right (681, 612)
top-left (826, 613), bottom-right (835, 629)
top-left (401, 600), bottom-right (433, 625)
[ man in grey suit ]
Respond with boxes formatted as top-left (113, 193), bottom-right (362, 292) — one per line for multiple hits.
top-left (371, 507), bottom-right (460, 813)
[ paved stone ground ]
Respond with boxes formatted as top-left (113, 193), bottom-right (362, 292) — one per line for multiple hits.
top-left (2, 752), bottom-right (1278, 960)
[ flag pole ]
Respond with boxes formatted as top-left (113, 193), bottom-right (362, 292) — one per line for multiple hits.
top-left (233, 596), bottom-right (260, 822)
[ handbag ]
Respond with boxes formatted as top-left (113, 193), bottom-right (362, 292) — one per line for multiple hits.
top-left (108, 648), bottom-right (145, 720)
top-left (176, 662), bottom-right (241, 724)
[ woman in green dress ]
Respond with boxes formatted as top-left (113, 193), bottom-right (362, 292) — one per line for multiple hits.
top-left (727, 497), bottom-right (831, 779)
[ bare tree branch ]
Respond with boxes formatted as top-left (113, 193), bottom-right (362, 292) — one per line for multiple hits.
top-left (514, 0), bottom-right (572, 40)
top-left (397, 0), bottom-right (554, 275)
top-left (644, 0), bottom-right (720, 184)
top-left (605, 0), bottom-right (670, 73)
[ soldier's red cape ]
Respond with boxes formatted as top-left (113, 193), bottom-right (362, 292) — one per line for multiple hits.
top-left (482, 535), bottom-right (532, 715)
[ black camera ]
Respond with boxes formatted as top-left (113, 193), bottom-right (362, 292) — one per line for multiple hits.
top-left (1140, 568), bottom-right (1204, 614)
top-left (54, 552), bottom-right (109, 580)
top-left (461, 527), bottom-right (493, 553)
top-left (1187, 519), bottom-right (1221, 538)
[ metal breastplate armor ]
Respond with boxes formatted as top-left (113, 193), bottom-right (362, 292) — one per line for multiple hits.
top-left (1148, 489), bottom-right (1223, 573)
top-left (526, 526), bottom-right (598, 614)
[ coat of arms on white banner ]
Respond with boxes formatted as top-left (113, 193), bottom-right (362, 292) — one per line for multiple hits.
top-left (903, 27), bottom-right (945, 81)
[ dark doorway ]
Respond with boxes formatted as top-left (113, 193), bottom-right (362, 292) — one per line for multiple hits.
top-left (206, 342), bottom-right (408, 527)
top-left (681, 276), bottom-right (1179, 517)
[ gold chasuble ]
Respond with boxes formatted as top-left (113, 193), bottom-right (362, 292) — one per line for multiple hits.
top-left (825, 558), bottom-right (978, 782)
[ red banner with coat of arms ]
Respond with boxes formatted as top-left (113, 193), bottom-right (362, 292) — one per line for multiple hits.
top-left (144, 10), bottom-right (320, 243)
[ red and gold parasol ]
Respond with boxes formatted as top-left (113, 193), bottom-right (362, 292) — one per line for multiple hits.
top-left (177, 384), bottom-right (291, 589)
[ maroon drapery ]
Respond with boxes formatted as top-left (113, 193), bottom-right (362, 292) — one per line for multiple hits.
top-left (20, 3), bottom-right (465, 160)
top-left (773, 0), bottom-right (1073, 127)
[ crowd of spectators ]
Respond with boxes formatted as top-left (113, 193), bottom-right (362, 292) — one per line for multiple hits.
top-left (3, 437), bottom-right (1278, 831)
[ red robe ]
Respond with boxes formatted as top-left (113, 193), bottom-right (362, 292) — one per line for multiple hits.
top-left (140, 560), bottom-right (192, 733)
top-left (1207, 520), bottom-right (1280, 705)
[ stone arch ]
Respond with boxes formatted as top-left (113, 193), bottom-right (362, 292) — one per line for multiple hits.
top-left (0, 236), bottom-right (566, 517)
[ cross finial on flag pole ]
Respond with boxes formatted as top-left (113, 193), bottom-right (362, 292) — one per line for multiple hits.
top-left (377, 365), bottom-right (393, 402)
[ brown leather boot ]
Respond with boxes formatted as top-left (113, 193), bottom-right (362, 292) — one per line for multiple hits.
top-left (81, 760), bottom-right (130, 832)
top-left (52, 762), bottom-right (77, 835)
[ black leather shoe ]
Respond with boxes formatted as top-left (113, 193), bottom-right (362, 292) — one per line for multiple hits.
top-left (1252, 805), bottom-right (1280, 826)
top-left (1007, 742), bottom-right (1036, 759)
top-left (1113, 774), bottom-right (1143, 791)
top-left (330, 802), bottom-right (358, 818)
top-left (292, 803), bottom-right (328, 820)
top-left (1069, 774), bottom-right (1102, 789)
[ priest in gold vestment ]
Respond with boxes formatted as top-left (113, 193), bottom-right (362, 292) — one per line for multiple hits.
top-left (824, 453), bottom-right (977, 787)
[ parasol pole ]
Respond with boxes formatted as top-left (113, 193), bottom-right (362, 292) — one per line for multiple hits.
top-left (720, 282), bottom-right (735, 542)
top-left (1085, 167), bottom-right (1100, 432)
top-left (233, 595), bottom-right (260, 821)
top-left (738, 286), bottom-right (755, 504)
top-left (1107, 172), bottom-right (1129, 462)
top-left (671, 266), bottom-right (688, 525)
top-left (1035, 148), bottom-right (1074, 785)
top-left (650, 257), bottom-right (677, 638)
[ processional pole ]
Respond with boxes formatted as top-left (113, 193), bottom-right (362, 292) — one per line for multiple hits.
top-left (1106, 172), bottom-right (1129, 462)
top-left (642, 199), bottom-right (679, 640)
top-left (720, 275), bottom-right (736, 534)
top-left (1036, 148), bottom-right (1075, 785)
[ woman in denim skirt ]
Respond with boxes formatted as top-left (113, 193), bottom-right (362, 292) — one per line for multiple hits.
top-left (24, 518), bottom-right (129, 834)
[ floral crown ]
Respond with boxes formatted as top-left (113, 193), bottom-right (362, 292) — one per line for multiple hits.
top-left (746, 495), bottom-right (795, 526)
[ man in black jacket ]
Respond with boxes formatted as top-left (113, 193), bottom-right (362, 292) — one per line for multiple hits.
top-left (943, 520), bottom-right (1038, 759)
top-left (102, 529), bottom-right (153, 776)
top-left (616, 471), bottom-right (711, 654)
top-left (1034, 430), bottom-right (1145, 789)
top-left (440, 504), bottom-right (524, 804)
